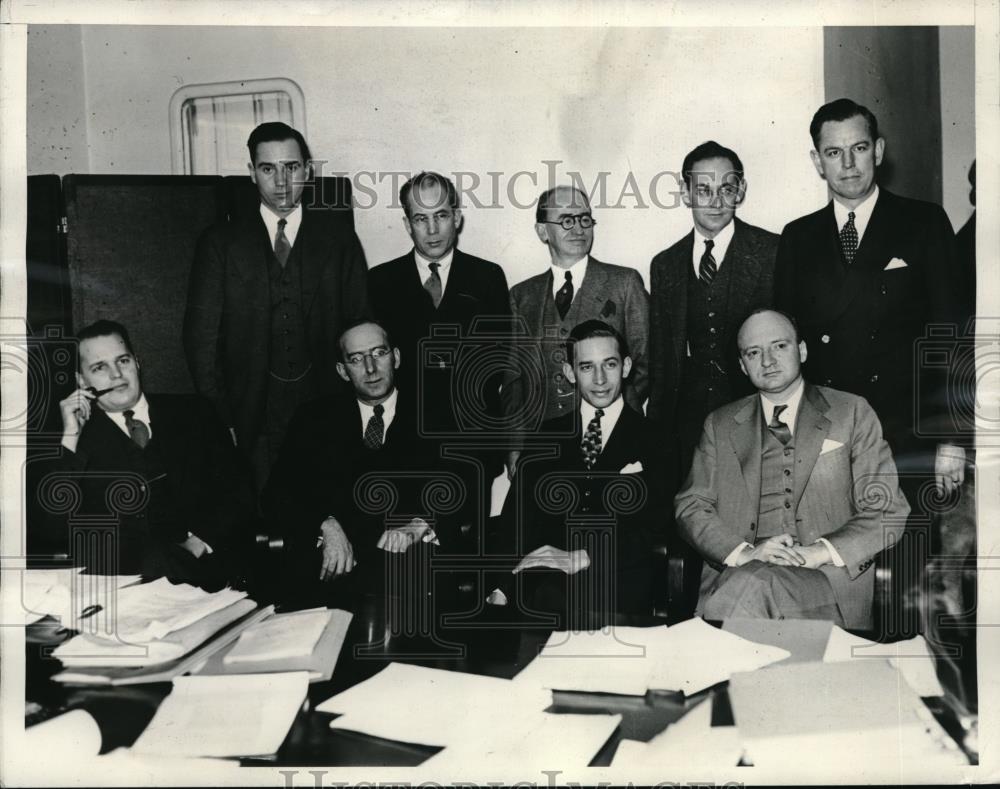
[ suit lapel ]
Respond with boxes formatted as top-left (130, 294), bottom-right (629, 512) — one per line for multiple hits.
top-left (146, 395), bottom-right (188, 472)
top-left (665, 236), bottom-right (692, 366)
top-left (598, 405), bottom-right (639, 469)
top-left (298, 211), bottom-right (329, 317)
top-left (729, 396), bottom-right (762, 505)
top-left (792, 384), bottom-right (832, 510)
top-left (726, 218), bottom-right (763, 316)
top-left (438, 250), bottom-right (472, 313)
top-left (570, 257), bottom-right (609, 324)
top-left (233, 215), bottom-right (272, 290)
top-left (853, 190), bottom-right (893, 274)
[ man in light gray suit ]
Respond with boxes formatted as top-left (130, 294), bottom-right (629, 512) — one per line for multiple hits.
top-left (675, 309), bottom-right (908, 628)
top-left (503, 186), bottom-right (649, 476)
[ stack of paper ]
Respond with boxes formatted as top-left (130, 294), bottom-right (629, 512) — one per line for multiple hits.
top-left (21, 569), bottom-right (140, 626)
top-left (131, 672), bottom-right (309, 757)
top-left (224, 608), bottom-right (330, 663)
top-left (514, 618), bottom-right (790, 696)
top-left (822, 625), bottom-right (945, 697)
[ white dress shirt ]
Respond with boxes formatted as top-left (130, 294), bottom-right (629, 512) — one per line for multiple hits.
top-left (358, 388), bottom-right (399, 441)
top-left (550, 256), bottom-right (588, 299)
top-left (104, 393), bottom-right (153, 440)
top-left (832, 185), bottom-right (879, 245)
top-left (580, 395), bottom-right (625, 454)
top-left (260, 202), bottom-right (303, 249)
top-left (690, 218), bottom-right (736, 277)
top-left (415, 248), bottom-right (454, 295)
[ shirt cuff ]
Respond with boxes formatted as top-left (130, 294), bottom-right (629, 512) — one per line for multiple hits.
top-left (816, 537), bottom-right (844, 567)
top-left (724, 542), bottom-right (753, 567)
top-left (186, 532), bottom-right (213, 555)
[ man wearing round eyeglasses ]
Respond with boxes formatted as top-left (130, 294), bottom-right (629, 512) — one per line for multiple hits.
top-left (504, 185), bottom-right (650, 478)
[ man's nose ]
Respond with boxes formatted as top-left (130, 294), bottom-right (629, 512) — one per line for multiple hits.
top-left (843, 149), bottom-right (855, 169)
top-left (762, 350), bottom-right (775, 366)
top-left (708, 189), bottom-right (723, 208)
top-left (364, 354), bottom-right (376, 373)
top-left (428, 216), bottom-right (439, 234)
top-left (109, 363), bottom-right (124, 379)
top-left (275, 166), bottom-right (287, 186)
top-left (594, 366), bottom-right (606, 384)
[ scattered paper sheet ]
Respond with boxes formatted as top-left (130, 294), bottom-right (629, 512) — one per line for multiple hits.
top-left (21, 569), bottom-right (139, 626)
top-left (319, 663), bottom-right (551, 746)
top-left (24, 710), bottom-right (102, 760)
top-left (131, 672), bottom-right (309, 757)
top-left (224, 608), bottom-right (330, 664)
top-left (822, 625), bottom-right (945, 697)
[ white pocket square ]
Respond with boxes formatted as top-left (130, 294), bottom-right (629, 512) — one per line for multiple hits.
top-left (820, 438), bottom-right (844, 455)
top-left (620, 461), bottom-right (643, 474)
top-left (884, 257), bottom-right (908, 270)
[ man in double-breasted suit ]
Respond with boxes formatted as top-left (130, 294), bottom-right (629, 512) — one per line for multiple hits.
top-left (774, 98), bottom-right (966, 500)
top-left (184, 122), bottom-right (370, 491)
top-left (369, 171), bottom-right (510, 475)
top-left (648, 141), bottom-right (778, 478)
top-left (675, 310), bottom-right (908, 628)
top-left (504, 186), bottom-right (649, 477)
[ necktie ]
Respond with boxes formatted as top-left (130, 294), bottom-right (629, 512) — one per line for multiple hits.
top-left (581, 408), bottom-right (604, 469)
top-left (424, 262), bottom-right (443, 308)
top-left (123, 409), bottom-right (150, 448)
top-left (555, 270), bottom-right (574, 320)
top-left (839, 211), bottom-right (858, 266)
top-left (699, 239), bottom-right (717, 285)
top-left (768, 403), bottom-right (792, 445)
top-left (274, 218), bottom-right (292, 267)
top-left (363, 403), bottom-right (385, 449)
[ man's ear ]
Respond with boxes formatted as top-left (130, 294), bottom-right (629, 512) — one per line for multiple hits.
top-left (402, 215), bottom-right (414, 240)
top-left (534, 223), bottom-right (550, 245)
top-left (874, 137), bottom-right (886, 167)
top-left (75, 371), bottom-right (85, 390)
top-left (734, 178), bottom-right (747, 207)
top-left (336, 362), bottom-right (350, 382)
top-left (809, 149), bottom-right (825, 179)
top-left (393, 348), bottom-right (401, 369)
top-left (680, 182), bottom-right (692, 209)
top-left (622, 355), bottom-right (632, 379)
top-left (563, 361), bottom-right (575, 384)
top-left (798, 340), bottom-right (808, 364)
top-left (738, 355), bottom-right (748, 377)
top-left (452, 208), bottom-right (463, 231)
top-left (247, 160), bottom-right (257, 184)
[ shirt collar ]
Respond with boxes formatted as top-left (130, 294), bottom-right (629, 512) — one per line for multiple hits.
top-left (691, 218), bottom-right (736, 274)
top-left (550, 256), bottom-right (588, 298)
top-left (414, 248), bottom-right (455, 294)
top-left (580, 395), bottom-right (625, 448)
top-left (358, 387), bottom-right (398, 437)
top-left (105, 393), bottom-right (152, 438)
top-left (832, 185), bottom-right (879, 241)
top-left (259, 202), bottom-right (303, 247)
top-left (759, 378), bottom-right (805, 436)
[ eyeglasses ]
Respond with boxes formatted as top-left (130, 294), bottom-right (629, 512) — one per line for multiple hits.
top-left (345, 347), bottom-right (392, 366)
top-left (540, 214), bottom-right (596, 231)
top-left (691, 183), bottom-right (742, 202)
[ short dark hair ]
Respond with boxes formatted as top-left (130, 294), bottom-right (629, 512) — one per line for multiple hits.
top-left (565, 319), bottom-right (630, 364)
top-left (682, 141), bottom-right (745, 188)
top-left (246, 122), bottom-right (313, 166)
top-left (738, 308), bottom-right (802, 348)
top-left (337, 317), bottom-right (395, 361)
top-left (75, 320), bottom-right (136, 369)
top-left (399, 171), bottom-right (459, 217)
top-left (535, 186), bottom-right (591, 223)
top-left (809, 98), bottom-right (880, 149)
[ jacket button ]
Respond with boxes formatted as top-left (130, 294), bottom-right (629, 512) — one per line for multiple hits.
top-left (870, 374), bottom-right (879, 383)
top-left (750, 522), bottom-right (756, 530)
top-left (821, 334), bottom-right (830, 344)
top-left (557, 403), bottom-right (565, 410)
top-left (784, 501), bottom-right (791, 509)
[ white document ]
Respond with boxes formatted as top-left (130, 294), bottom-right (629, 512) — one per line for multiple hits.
top-left (823, 625), bottom-right (945, 697)
top-left (21, 569), bottom-right (139, 625)
top-left (224, 608), bottom-right (330, 664)
top-left (131, 672), bottom-right (309, 757)
top-left (24, 710), bottom-right (102, 760)
top-left (319, 663), bottom-right (551, 746)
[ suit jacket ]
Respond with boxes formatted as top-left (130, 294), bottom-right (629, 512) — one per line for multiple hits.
top-left (505, 257), bottom-right (650, 426)
top-left (774, 189), bottom-right (960, 456)
top-left (29, 394), bottom-right (254, 587)
top-left (183, 205), bottom-right (370, 447)
top-left (648, 217), bottom-right (778, 431)
top-left (262, 391), bottom-right (476, 561)
top-left (675, 383), bottom-right (909, 628)
top-left (503, 403), bottom-right (670, 613)
top-left (368, 248), bottom-right (511, 435)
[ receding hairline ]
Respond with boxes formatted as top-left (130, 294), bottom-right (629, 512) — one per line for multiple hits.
top-left (737, 310), bottom-right (798, 349)
top-left (338, 321), bottom-right (391, 354)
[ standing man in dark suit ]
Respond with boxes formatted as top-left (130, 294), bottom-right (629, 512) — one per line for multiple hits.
top-left (648, 141), bottom-right (778, 478)
top-left (32, 320), bottom-right (254, 589)
top-left (502, 320), bottom-right (669, 619)
top-left (368, 171), bottom-right (510, 474)
top-left (504, 186), bottom-right (649, 477)
top-left (774, 98), bottom-right (966, 498)
top-left (184, 122), bottom-right (370, 491)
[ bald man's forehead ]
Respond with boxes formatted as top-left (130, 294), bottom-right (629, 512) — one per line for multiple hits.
top-left (551, 187), bottom-right (591, 211)
top-left (739, 312), bottom-right (796, 346)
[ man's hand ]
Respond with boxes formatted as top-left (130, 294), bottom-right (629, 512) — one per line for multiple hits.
top-left (59, 387), bottom-right (97, 452)
top-left (737, 533), bottom-right (804, 567)
top-left (512, 545), bottom-right (590, 575)
top-left (789, 541), bottom-right (833, 570)
top-left (935, 444), bottom-right (966, 496)
top-left (179, 534), bottom-right (211, 559)
top-left (377, 518), bottom-right (438, 554)
top-left (318, 517), bottom-right (355, 580)
top-left (506, 450), bottom-right (522, 480)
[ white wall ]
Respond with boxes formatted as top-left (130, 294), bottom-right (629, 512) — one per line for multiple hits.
top-left (940, 25), bottom-right (976, 230)
top-left (27, 25), bottom-right (827, 286)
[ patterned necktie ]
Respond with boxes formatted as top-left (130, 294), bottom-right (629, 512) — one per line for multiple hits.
top-left (768, 403), bottom-right (792, 445)
top-left (123, 409), bottom-right (150, 448)
top-left (274, 218), bottom-right (292, 267)
top-left (555, 270), bottom-right (574, 320)
top-left (581, 408), bottom-right (604, 469)
top-left (839, 211), bottom-right (858, 266)
top-left (363, 403), bottom-right (385, 449)
top-left (424, 262), bottom-right (443, 308)
top-left (699, 239), bottom-right (717, 285)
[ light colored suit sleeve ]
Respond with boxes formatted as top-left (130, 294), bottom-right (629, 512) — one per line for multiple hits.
top-left (823, 398), bottom-right (909, 579)
top-left (623, 269), bottom-right (650, 409)
top-left (674, 415), bottom-right (746, 565)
